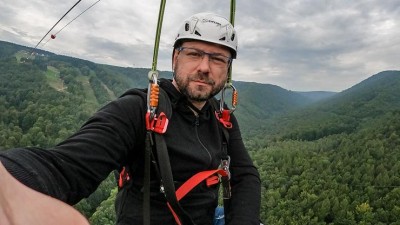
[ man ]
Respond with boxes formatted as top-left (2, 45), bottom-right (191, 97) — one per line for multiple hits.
top-left (0, 12), bottom-right (261, 224)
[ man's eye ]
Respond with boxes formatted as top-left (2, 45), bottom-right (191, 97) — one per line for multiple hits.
top-left (187, 51), bottom-right (202, 58)
top-left (212, 56), bottom-right (227, 64)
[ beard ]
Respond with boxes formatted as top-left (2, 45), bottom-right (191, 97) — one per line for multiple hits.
top-left (173, 57), bottom-right (228, 102)
top-left (174, 73), bottom-right (225, 102)
top-left (174, 69), bottom-right (226, 102)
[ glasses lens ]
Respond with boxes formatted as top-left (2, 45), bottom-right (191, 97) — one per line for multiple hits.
top-left (210, 55), bottom-right (230, 67)
top-left (179, 47), bottom-right (230, 68)
top-left (181, 48), bottom-right (203, 60)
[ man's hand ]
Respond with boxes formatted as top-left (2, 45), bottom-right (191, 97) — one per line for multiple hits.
top-left (0, 162), bottom-right (89, 225)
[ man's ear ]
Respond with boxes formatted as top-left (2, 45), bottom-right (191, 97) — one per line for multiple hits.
top-left (171, 49), bottom-right (178, 71)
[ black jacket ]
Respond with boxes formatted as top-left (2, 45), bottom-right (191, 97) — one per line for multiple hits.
top-left (0, 79), bottom-right (261, 225)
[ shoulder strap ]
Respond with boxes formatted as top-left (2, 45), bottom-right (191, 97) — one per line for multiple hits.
top-left (208, 98), bottom-right (232, 201)
top-left (145, 87), bottom-right (196, 225)
top-left (154, 132), bottom-right (196, 225)
top-left (210, 98), bottom-right (234, 216)
top-left (208, 97), bottom-right (230, 154)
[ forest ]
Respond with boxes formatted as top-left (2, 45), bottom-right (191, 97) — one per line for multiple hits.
top-left (1, 41), bottom-right (400, 224)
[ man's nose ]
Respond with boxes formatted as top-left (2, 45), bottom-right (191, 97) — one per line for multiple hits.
top-left (197, 55), bottom-right (211, 72)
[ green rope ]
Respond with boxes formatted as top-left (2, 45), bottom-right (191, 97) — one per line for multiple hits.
top-left (227, 0), bottom-right (236, 85)
top-left (230, 0), bottom-right (236, 26)
top-left (151, 0), bottom-right (167, 73)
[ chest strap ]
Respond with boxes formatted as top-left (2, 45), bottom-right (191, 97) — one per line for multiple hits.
top-left (167, 168), bottom-right (230, 225)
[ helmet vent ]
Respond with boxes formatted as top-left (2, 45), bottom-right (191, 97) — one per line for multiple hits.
top-left (185, 23), bottom-right (190, 31)
top-left (194, 30), bottom-right (201, 36)
top-left (231, 33), bottom-right (235, 41)
top-left (219, 37), bottom-right (226, 41)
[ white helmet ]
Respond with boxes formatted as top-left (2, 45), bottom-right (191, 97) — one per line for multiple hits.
top-left (174, 12), bottom-right (238, 58)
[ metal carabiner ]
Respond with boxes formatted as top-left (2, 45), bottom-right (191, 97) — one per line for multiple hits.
top-left (219, 83), bottom-right (238, 114)
top-left (147, 70), bottom-right (159, 120)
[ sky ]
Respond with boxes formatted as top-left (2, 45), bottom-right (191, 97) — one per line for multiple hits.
top-left (1, 0), bottom-right (399, 92)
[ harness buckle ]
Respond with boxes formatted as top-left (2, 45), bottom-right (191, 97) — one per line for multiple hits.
top-left (215, 110), bottom-right (233, 129)
top-left (118, 166), bottom-right (131, 188)
top-left (146, 111), bottom-right (169, 134)
top-left (219, 156), bottom-right (231, 199)
top-left (220, 156), bottom-right (231, 179)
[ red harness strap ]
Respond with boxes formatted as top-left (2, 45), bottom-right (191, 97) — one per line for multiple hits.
top-left (118, 166), bottom-right (131, 188)
top-left (167, 169), bottom-right (229, 224)
top-left (215, 110), bottom-right (233, 129)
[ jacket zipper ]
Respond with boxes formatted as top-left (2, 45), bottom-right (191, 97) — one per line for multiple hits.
top-left (191, 108), bottom-right (213, 167)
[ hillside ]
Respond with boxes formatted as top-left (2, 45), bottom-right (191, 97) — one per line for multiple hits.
top-left (296, 91), bottom-right (337, 102)
top-left (261, 71), bottom-right (400, 142)
top-left (249, 71), bottom-right (400, 224)
top-left (232, 81), bottom-right (319, 135)
top-left (0, 40), bottom-right (319, 135)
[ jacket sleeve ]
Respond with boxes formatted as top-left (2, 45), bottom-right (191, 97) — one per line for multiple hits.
top-left (225, 114), bottom-right (261, 225)
top-left (0, 94), bottom-right (147, 205)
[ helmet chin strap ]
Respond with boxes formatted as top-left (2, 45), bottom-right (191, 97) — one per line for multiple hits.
top-left (172, 72), bottom-right (176, 81)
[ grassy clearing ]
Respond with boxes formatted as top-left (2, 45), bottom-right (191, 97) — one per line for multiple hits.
top-left (45, 66), bottom-right (66, 91)
top-left (14, 50), bottom-right (30, 62)
top-left (75, 75), bottom-right (98, 105)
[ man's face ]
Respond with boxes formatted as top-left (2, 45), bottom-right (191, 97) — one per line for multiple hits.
top-left (172, 41), bottom-right (231, 103)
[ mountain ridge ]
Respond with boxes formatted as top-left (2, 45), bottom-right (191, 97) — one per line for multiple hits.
top-left (1, 40), bottom-right (398, 137)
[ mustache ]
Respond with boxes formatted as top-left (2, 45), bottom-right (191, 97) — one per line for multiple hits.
top-left (190, 73), bottom-right (215, 85)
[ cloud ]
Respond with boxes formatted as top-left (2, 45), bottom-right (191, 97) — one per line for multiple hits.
top-left (1, 0), bottom-right (399, 91)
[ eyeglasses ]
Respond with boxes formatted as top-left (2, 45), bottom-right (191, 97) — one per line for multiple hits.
top-left (176, 47), bottom-right (232, 68)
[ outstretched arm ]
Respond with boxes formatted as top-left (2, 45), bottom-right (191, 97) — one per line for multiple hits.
top-left (0, 162), bottom-right (89, 225)
top-left (0, 93), bottom-right (147, 204)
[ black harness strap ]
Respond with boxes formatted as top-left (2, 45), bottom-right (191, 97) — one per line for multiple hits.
top-left (209, 98), bottom-right (232, 200)
top-left (143, 132), bottom-right (153, 225)
top-left (144, 87), bottom-right (195, 225)
top-left (220, 126), bottom-right (232, 215)
top-left (154, 132), bottom-right (196, 225)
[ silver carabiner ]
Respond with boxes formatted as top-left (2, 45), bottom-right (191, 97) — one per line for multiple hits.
top-left (147, 70), bottom-right (159, 120)
top-left (219, 83), bottom-right (238, 114)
